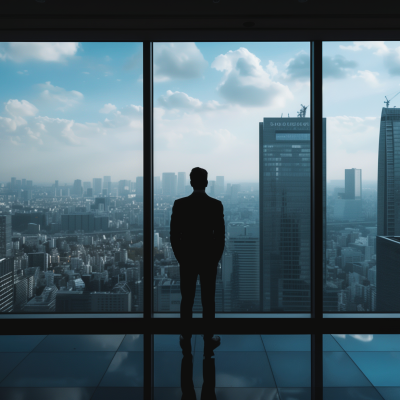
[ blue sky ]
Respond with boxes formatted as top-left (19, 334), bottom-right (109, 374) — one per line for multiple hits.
top-left (1, 41), bottom-right (399, 185)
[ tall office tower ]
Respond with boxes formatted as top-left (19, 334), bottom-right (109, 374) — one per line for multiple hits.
top-left (225, 223), bottom-right (260, 311)
top-left (162, 173), bottom-right (177, 197)
top-left (83, 181), bottom-right (91, 195)
top-left (376, 236), bottom-right (400, 311)
top-left (345, 168), bottom-right (362, 199)
top-left (0, 215), bottom-right (12, 258)
top-left (378, 107), bottom-right (400, 236)
top-left (72, 179), bottom-right (83, 196)
top-left (22, 179), bottom-right (26, 187)
top-left (26, 180), bottom-right (33, 188)
top-left (0, 258), bottom-right (14, 312)
top-left (208, 180), bottom-right (216, 197)
top-left (154, 176), bottom-right (161, 194)
top-left (118, 180), bottom-right (130, 196)
top-left (216, 176), bottom-right (224, 196)
top-left (226, 183), bottom-right (232, 195)
top-left (28, 252), bottom-right (48, 271)
top-left (136, 177), bottom-right (143, 197)
top-left (55, 180), bottom-right (59, 189)
top-left (93, 178), bottom-right (102, 196)
top-left (86, 188), bottom-right (93, 197)
top-left (177, 172), bottom-right (186, 196)
top-left (11, 177), bottom-right (16, 189)
top-left (103, 176), bottom-right (111, 192)
top-left (260, 116), bottom-right (326, 312)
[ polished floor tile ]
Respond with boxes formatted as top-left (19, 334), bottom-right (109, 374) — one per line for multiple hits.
top-left (348, 352), bottom-right (400, 387)
top-left (332, 334), bottom-right (400, 352)
top-left (0, 335), bottom-right (46, 353)
top-left (0, 353), bottom-right (28, 382)
top-left (154, 352), bottom-right (185, 387)
top-left (323, 334), bottom-right (344, 351)
top-left (278, 387), bottom-right (311, 400)
top-left (100, 352), bottom-right (143, 387)
top-left (0, 387), bottom-right (95, 400)
top-left (118, 335), bottom-right (143, 351)
top-left (194, 335), bottom-right (265, 352)
top-left (323, 387), bottom-right (385, 400)
top-left (376, 387), bottom-right (400, 400)
top-left (267, 352), bottom-right (310, 387)
top-left (261, 335), bottom-right (310, 351)
top-left (323, 352), bottom-right (373, 387)
top-left (0, 352), bottom-right (115, 387)
top-left (33, 335), bottom-right (124, 352)
top-left (197, 352), bottom-right (275, 388)
top-left (155, 335), bottom-right (190, 351)
top-left (92, 387), bottom-right (144, 400)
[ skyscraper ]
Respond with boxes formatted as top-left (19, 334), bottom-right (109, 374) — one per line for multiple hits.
top-left (162, 173), bottom-right (177, 197)
top-left (72, 179), bottom-right (83, 196)
top-left (216, 176), bottom-right (224, 196)
top-left (345, 168), bottom-right (362, 200)
top-left (0, 215), bottom-right (12, 258)
top-left (103, 176), bottom-right (111, 194)
top-left (93, 178), bottom-right (102, 196)
top-left (136, 176), bottom-right (143, 197)
top-left (0, 257), bottom-right (14, 312)
top-left (177, 172), bottom-right (186, 196)
top-left (377, 107), bottom-right (400, 236)
top-left (260, 116), bottom-right (326, 312)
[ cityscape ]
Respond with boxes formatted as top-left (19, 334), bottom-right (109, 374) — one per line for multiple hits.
top-left (1, 106), bottom-right (399, 314)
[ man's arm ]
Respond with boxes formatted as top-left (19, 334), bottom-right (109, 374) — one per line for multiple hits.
top-left (213, 201), bottom-right (225, 263)
top-left (170, 201), bottom-right (182, 260)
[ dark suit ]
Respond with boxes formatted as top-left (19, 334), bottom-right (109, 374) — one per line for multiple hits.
top-left (170, 191), bottom-right (225, 339)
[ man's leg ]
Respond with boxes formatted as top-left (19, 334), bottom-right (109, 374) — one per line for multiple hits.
top-left (199, 265), bottom-right (217, 341)
top-left (180, 263), bottom-right (198, 340)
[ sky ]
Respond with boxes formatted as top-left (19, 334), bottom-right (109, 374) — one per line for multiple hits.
top-left (1, 41), bottom-right (400, 185)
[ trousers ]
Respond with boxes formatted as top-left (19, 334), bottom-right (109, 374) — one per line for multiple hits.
top-left (179, 261), bottom-right (217, 341)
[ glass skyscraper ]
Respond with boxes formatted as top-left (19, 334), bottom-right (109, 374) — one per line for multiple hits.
top-left (259, 117), bottom-right (326, 312)
top-left (377, 107), bottom-right (400, 236)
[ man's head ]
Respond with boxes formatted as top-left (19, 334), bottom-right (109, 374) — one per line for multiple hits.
top-left (190, 167), bottom-right (208, 190)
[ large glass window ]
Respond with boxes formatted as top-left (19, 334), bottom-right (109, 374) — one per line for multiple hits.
top-left (323, 41), bottom-right (400, 313)
top-left (0, 42), bottom-right (143, 313)
top-left (153, 42), bottom-right (310, 313)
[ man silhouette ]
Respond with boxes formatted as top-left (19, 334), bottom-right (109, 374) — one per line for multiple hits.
top-left (170, 167), bottom-right (225, 357)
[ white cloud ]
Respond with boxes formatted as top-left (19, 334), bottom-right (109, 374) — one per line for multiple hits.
top-left (99, 103), bottom-right (117, 114)
top-left (326, 115), bottom-right (380, 181)
top-left (2, 99), bottom-right (38, 130)
top-left (154, 43), bottom-right (208, 82)
top-left (211, 47), bottom-right (293, 107)
top-left (0, 42), bottom-right (79, 63)
top-left (82, 71), bottom-right (90, 75)
top-left (352, 70), bottom-right (380, 87)
top-left (339, 41), bottom-right (389, 56)
top-left (39, 81), bottom-right (83, 111)
top-left (17, 70), bottom-right (28, 75)
top-left (157, 90), bottom-right (224, 112)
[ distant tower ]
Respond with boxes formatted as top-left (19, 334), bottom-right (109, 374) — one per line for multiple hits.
top-left (162, 173), bottom-right (177, 197)
top-left (345, 168), bottom-right (362, 200)
top-left (177, 172), bottom-right (186, 196)
top-left (377, 107), bottom-right (400, 236)
top-left (0, 215), bottom-right (12, 258)
top-left (92, 178), bottom-right (102, 196)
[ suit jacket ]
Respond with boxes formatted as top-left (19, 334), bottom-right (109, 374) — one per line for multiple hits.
top-left (170, 192), bottom-right (225, 266)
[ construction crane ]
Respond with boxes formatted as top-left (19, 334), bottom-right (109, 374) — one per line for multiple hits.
top-left (384, 92), bottom-right (400, 108)
top-left (297, 104), bottom-right (309, 118)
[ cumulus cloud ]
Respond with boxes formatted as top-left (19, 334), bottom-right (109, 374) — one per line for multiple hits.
top-left (157, 90), bottom-right (224, 112)
top-left (211, 47), bottom-right (293, 107)
top-left (99, 103), bottom-right (117, 114)
top-left (339, 41), bottom-right (389, 56)
top-left (39, 81), bottom-right (83, 110)
top-left (0, 42), bottom-right (79, 63)
top-left (323, 55), bottom-right (358, 79)
top-left (2, 99), bottom-right (38, 130)
top-left (154, 43), bottom-right (208, 82)
top-left (383, 47), bottom-right (400, 75)
top-left (352, 70), bottom-right (380, 87)
top-left (285, 52), bottom-right (310, 80)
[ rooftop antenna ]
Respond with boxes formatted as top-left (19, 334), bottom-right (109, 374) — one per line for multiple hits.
top-left (385, 92), bottom-right (400, 108)
top-left (297, 104), bottom-right (309, 118)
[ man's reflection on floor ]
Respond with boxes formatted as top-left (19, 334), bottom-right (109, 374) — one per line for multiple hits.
top-left (181, 354), bottom-right (216, 400)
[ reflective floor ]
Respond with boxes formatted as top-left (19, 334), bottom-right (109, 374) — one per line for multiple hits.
top-left (0, 334), bottom-right (398, 399)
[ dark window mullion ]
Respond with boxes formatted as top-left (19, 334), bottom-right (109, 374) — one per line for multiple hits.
top-left (311, 40), bottom-right (324, 399)
top-left (143, 40), bottom-right (154, 400)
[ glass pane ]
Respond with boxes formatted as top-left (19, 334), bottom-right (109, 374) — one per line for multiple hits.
top-left (153, 42), bottom-right (310, 313)
top-left (0, 42), bottom-right (143, 313)
top-left (323, 41), bottom-right (400, 313)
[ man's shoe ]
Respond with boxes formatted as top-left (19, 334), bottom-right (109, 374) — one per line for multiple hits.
top-left (203, 335), bottom-right (220, 357)
top-left (180, 335), bottom-right (192, 355)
